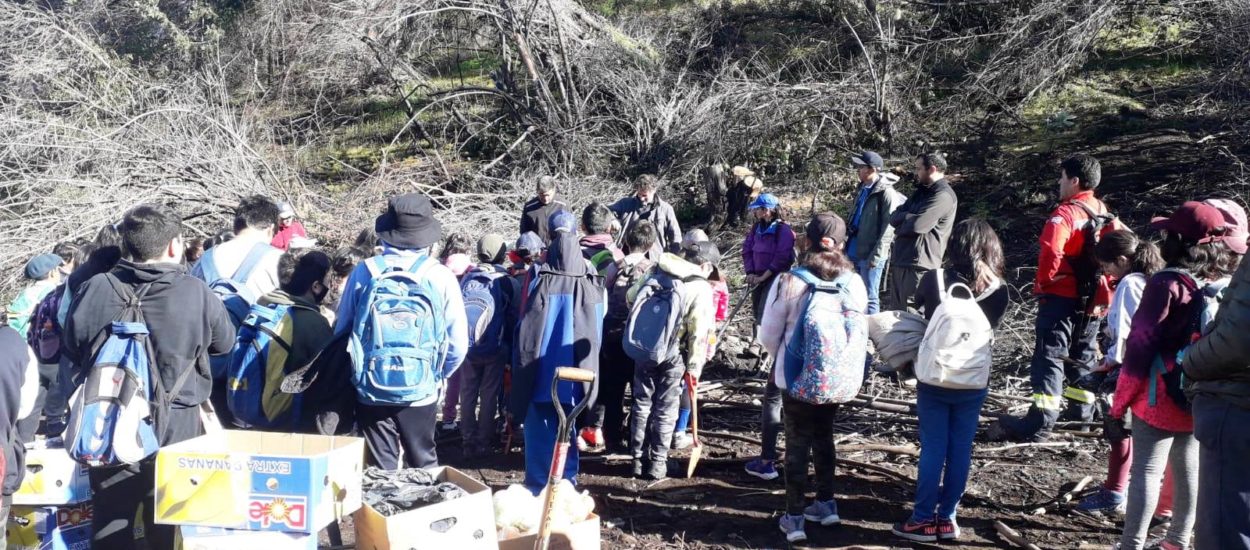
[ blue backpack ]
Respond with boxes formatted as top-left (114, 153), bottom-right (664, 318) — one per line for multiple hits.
top-left (461, 266), bottom-right (510, 360)
top-left (226, 302), bottom-right (318, 429)
top-left (782, 269), bottom-right (868, 405)
top-left (623, 272), bottom-right (687, 367)
top-left (196, 243), bottom-right (273, 378)
top-left (349, 256), bottom-right (448, 405)
top-left (65, 276), bottom-right (189, 467)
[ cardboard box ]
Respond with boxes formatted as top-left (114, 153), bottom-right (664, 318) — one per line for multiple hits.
top-left (13, 448), bottom-right (91, 506)
top-left (154, 430), bottom-right (364, 533)
top-left (176, 525), bottom-right (317, 550)
top-left (497, 514), bottom-right (601, 550)
top-left (5, 503), bottom-right (93, 550)
top-left (353, 466), bottom-right (496, 550)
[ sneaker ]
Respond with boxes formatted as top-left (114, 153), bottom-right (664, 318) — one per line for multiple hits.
top-left (779, 514), bottom-right (807, 543)
top-left (937, 518), bottom-right (961, 541)
top-left (892, 518), bottom-right (938, 543)
top-left (802, 499), bottom-right (841, 526)
top-left (578, 427), bottom-right (604, 452)
top-left (1078, 487), bottom-right (1126, 515)
top-left (1144, 539), bottom-right (1183, 550)
top-left (632, 459), bottom-right (645, 478)
top-left (744, 459), bottom-right (779, 481)
top-left (672, 432), bottom-right (693, 450)
top-left (438, 420), bottom-right (458, 434)
top-left (43, 417), bottom-right (66, 438)
top-left (645, 460), bottom-right (669, 481)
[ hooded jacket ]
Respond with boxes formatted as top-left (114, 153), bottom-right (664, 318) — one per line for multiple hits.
top-left (2, 326), bottom-right (37, 495)
top-left (628, 253), bottom-right (717, 378)
top-left (580, 234), bottom-right (624, 276)
top-left (610, 195), bottom-right (683, 251)
top-left (743, 220), bottom-right (796, 276)
top-left (848, 173), bottom-right (905, 265)
top-left (1186, 255), bottom-right (1250, 409)
top-left (64, 260), bottom-right (236, 444)
top-left (511, 229), bottom-right (605, 418)
top-left (889, 178), bottom-right (957, 270)
top-left (759, 269), bottom-right (868, 390)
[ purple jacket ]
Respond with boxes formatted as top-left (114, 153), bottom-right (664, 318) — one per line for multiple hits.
top-left (743, 220), bottom-right (796, 276)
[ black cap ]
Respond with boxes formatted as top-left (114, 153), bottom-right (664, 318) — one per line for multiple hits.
top-left (806, 212), bottom-right (847, 251)
top-left (851, 151), bottom-right (884, 170)
top-left (375, 194), bottom-right (443, 250)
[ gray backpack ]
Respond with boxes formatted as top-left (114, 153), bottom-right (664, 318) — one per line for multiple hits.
top-left (622, 272), bottom-right (687, 367)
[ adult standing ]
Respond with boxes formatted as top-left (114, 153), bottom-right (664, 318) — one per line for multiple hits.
top-left (520, 176), bottom-right (566, 246)
top-left (846, 151), bottom-right (905, 315)
top-left (610, 175), bottom-right (682, 252)
top-left (1, 315), bottom-right (39, 548)
top-left (742, 193), bottom-right (796, 357)
top-left (991, 154), bottom-right (1117, 442)
top-left (1181, 199), bottom-right (1250, 550)
top-left (887, 152), bottom-right (957, 312)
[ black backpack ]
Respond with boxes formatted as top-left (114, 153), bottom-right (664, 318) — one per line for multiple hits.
top-left (1069, 201), bottom-right (1118, 301)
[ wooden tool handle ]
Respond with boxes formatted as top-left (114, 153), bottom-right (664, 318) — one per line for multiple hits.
top-left (555, 367), bottom-right (595, 383)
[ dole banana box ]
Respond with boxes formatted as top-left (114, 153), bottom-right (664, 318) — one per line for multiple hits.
top-left (176, 525), bottom-right (317, 550)
top-left (4, 502), bottom-right (93, 550)
top-left (154, 431), bottom-right (364, 533)
top-left (13, 447), bottom-right (91, 506)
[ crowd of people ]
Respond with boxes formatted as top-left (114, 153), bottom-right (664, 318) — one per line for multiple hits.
top-left (0, 151), bottom-right (1248, 550)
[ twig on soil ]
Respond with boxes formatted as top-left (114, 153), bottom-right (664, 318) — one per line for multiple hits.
top-left (979, 441), bottom-right (1075, 453)
top-left (994, 520), bottom-right (1044, 550)
top-left (1030, 474), bottom-right (1095, 515)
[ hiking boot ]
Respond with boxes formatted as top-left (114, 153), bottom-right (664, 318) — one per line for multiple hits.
top-left (578, 427), bottom-right (604, 452)
top-left (802, 499), bottom-right (841, 526)
top-left (672, 432), bottom-right (693, 450)
top-left (937, 518), bottom-right (961, 541)
top-left (1078, 487), bottom-right (1127, 515)
top-left (42, 416), bottom-right (66, 438)
top-left (892, 517), bottom-right (938, 542)
top-left (645, 459), bottom-right (669, 481)
top-left (744, 459), bottom-right (779, 481)
top-left (986, 417), bottom-right (1051, 443)
top-left (779, 514), bottom-right (807, 543)
top-left (1150, 513), bottom-right (1173, 529)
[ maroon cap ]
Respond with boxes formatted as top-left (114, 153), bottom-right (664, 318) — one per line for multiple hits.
top-left (807, 212), bottom-right (847, 251)
top-left (1203, 198), bottom-right (1249, 255)
top-left (1151, 201), bottom-right (1230, 246)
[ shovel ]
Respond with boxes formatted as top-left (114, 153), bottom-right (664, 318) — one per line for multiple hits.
top-left (535, 367), bottom-right (596, 550)
top-left (715, 283), bottom-right (759, 343)
top-left (685, 373), bottom-right (703, 478)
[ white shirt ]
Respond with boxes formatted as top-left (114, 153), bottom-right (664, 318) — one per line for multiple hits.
top-left (191, 231), bottom-right (282, 299)
top-left (1105, 272), bottom-right (1147, 365)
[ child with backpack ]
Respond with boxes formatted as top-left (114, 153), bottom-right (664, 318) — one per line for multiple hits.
top-left (758, 213), bottom-right (868, 542)
top-left (458, 234), bottom-right (519, 459)
top-left (625, 240), bottom-right (720, 481)
top-left (582, 220), bottom-right (658, 453)
top-left (438, 232), bottom-right (475, 434)
top-left (1110, 200), bottom-right (1244, 550)
top-left (891, 219), bottom-right (1009, 542)
top-left (226, 249), bottom-right (335, 431)
top-left (579, 202), bottom-right (625, 280)
top-left (672, 229), bottom-right (728, 450)
top-left (1077, 230), bottom-right (1168, 516)
top-left (64, 204), bottom-right (236, 549)
top-left (512, 210), bottom-right (604, 494)
top-left (334, 194), bottom-right (468, 470)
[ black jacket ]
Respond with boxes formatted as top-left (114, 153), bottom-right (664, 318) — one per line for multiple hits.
top-left (65, 260), bottom-right (235, 444)
top-left (1, 327), bottom-right (27, 495)
top-left (520, 198), bottom-right (567, 246)
top-left (511, 230), bottom-right (604, 418)
top-left (889, 178), bottom-right (958, 270)
top-left (1186, 254), bottom-right (1250, 409)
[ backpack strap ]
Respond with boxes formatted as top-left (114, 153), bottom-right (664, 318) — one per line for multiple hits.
top-left (233, 243), bottom-right (272, 283)
top-left (195, 249), bottom-right (220, 284)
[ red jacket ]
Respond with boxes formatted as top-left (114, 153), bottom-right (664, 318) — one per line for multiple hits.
top-left (1034, 191), bottom-right (1118, 309)
top-left (271, 221), bottom-right (308, 251)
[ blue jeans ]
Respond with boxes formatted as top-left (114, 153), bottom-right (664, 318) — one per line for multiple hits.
top-left (911, 383), bottom-right (988, 522)
top-left (524, 401), bottom-right (580, 495)
top-left (855, 259), bottom-right (884, 315)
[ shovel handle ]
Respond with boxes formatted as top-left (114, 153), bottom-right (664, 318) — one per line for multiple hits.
top-left (555, 367), bottom-right (595, 383)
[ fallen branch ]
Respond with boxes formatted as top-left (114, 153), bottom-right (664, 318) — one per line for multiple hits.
top-left (994, 520), bottom-right (1043, 550)
top-left (979, 441), bottom-right (1075, 453)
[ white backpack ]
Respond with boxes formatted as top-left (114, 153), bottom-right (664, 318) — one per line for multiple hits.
top-left (915, 269), bottom-right (995, 390)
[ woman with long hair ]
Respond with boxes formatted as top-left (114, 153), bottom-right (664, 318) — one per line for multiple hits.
top-left (893, 219), bottom-right (1010, 543)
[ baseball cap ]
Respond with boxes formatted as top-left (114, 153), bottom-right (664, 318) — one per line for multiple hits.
top-left (1151, 201), bottom-right (1230, 246)
top-left (476, 233), bottom-right (508, 264)
top-left (24, 253), bottom-right (63, 280)
top-left (806, 212), bottom-right (848, 251)
top-left (1202, 198), bottom-right (1249, 255)
top-left (681, 241), bottom-right (721, 267)
top-left (851, 151), bottom-right (884, 170)
top-left (749, 193), bottom-right (780, 211)
top-left (548, 209), bottom-right (577, 234)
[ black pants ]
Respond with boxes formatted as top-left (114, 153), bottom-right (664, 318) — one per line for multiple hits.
top-left (358, 401), bottom-right (439, 469)
top-left (1003, 295), bottom-right (1099, 439)
top-left (90, 459), bottom-right (170, 550)
top-left (888, 265), bottom-right (927, 313)
top-left (783, 395), bottom-right (840, 515)
top-left (588, 334), bottom-right (632, 450)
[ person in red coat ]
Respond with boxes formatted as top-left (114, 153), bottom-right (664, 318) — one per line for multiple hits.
top-left (271, 201), bottom-right (309, 251)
